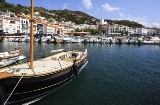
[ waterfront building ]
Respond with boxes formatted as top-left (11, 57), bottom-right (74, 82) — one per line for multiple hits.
top-left (57, 21), bottom-right (74, 35)
top-left (119, 25), bottom-right (133, 35)
top-left (98, 19), bottom-right (109, 35)
top-left (0, 11), bottom-right (159, 37)
top-left (108, 24), bottom-right (121, 36)
top-left (147, 28), bottom-right (158, 35)
top-left (20, 17), bottom-right (30, 34)
top-left (135, 28), bottom-right (148, 35)
top-left (60, 25), bottom-right (74, 35)
top-left (44, 25), bottom-right (57, 35)
top-left (0, 11), bottom-right (21, 34)
top-left (107, 24), bottom-right (134, 36)
top-left (37, 23), bottom-right (44, 34)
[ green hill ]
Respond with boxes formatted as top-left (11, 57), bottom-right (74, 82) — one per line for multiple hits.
top-left (0, 1), bottom-right (144, 28)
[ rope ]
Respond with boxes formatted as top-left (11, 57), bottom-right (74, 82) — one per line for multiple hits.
top-left (26, 61), bottom-right (36, 75)
top-left (58, 59), bottom-right (63, 69)
top-left (4, 73), bottom-right (25, 105)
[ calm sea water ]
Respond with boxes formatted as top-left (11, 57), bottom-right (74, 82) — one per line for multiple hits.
top-left (1, 42), bottom-right (160, 105)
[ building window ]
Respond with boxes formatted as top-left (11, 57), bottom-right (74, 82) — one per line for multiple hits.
top-left (10, 21), bottom-right (15, 24)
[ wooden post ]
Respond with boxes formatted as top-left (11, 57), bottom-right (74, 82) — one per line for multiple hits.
top-left (30, 0), bottom-right (34, 69)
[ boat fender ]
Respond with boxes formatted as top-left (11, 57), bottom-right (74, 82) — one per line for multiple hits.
top-left (0, 85), bottom-right (5, 105)
top-left (72, 63), bottom-right (78, 77)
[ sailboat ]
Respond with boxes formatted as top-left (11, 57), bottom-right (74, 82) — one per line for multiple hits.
top-left (0, 0), bottom-right (88, 105)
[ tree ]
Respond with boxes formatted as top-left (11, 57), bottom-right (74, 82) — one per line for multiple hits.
top-left (124, 31), bottom-right (129, 35)
top-left (91, 29), bottom-right (99, 35)
top-left (75, 28), bottom-right (82, 32)
top-left (118, 30), bottom-right (124, 35)
top-left (83, 28), bottom-right (90, 32)
top-left (101, 30), bottom-right (107, 35)
top-left (0, 0), bottom-right (5, 2)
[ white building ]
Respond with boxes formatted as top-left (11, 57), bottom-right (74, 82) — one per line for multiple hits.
top-left (43, 25), bottom-right (62, 35)
top-left (147, 28), bottom-right (158, 35)
top-left (108, 24), bottom-right (121, 36)
top-left (0, 11), bottom-right (21, 34)
top-left (46, 26), bottom-right (58, 35)
top-left (119, 25), bottom-right (133, 35)
top-left (59, 25), bottom-right (74, 35)
top-left (20, 18), bottom-right (30, 34)
top-left (135, 28), bottom-right (148, 35)
top-left (100, 19), bottom-right (108, 25)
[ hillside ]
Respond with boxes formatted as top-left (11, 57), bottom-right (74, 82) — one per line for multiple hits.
top-left (0, 1), bottom-right (144, 28)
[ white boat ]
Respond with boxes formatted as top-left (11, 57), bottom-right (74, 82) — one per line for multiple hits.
top-left (143, 36), bottom-right (160, 44)
top-left (9, 38), bottom-right (16, 42)
top-left (89, 37), bottom-right (99, 43)
top-left (83, 36), bottom-right (90, 43)
top-left (22, 36), bottom-right (30, 42)
top-left (41, 36), bottom-right (47, 43)
top-left (71, 35), bottom-right (83, 43)
top-left (0, 48), bottom-right (26, 68)
top-left (62, 35), bottom-right (71, 42)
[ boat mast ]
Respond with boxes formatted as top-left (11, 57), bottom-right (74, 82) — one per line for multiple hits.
top-left (30, 0), bottom-right (34, 69)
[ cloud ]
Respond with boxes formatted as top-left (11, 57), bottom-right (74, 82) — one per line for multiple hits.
top-left (118, 13), bottom-right (148, 22)
top-left (102, 3), bottom-right (120, 12)
top-left (139, 22), bottom-right (160, 28)
top-left (95, 8), bottom-right (100, 13)
top-left (82, 0), bottom-right (92, 9)
top-left (152, 23), bottom-right (160, 27)
top-left (80, 8), bottom-right (83, 11)
top-left (45, 3), bottom-right (51, 9)
top-left (119, 13), bottom-right (124, 17)
top-left (63, 3), bottom-right (68, 9)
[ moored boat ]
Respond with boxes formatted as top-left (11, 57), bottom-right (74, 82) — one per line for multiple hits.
top-left (142, 36), bottom-right (160, 44)
top-left (0, 1), bottom-right (88, 105)
top-left (0, 49), bottom-right (88, 105)
top-left (62, 35), bottom-right (71, 43)
top-left (0, 48), bottom-right (26, 68)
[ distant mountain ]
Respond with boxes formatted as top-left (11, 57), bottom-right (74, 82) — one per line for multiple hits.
top-left (0, 1), bottom-right (144, 28)
top-left (33, 7), bottom-right (98, 25)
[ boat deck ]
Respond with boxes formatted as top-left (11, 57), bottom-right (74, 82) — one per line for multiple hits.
top-left (0, 51), bottom-right (87, 79)
top-left (0, 53), bottom-right (74, 78)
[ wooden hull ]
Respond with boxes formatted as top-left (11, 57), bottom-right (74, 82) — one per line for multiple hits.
top-left (0, 59), bottom-right (88, 105)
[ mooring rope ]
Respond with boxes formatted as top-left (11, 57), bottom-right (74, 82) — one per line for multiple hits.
top-left (4, 73), bottom-right (25, 105)
top-left (58, 59), bottom-right (63, 69)
top-left (26, 61), bottom-right (36, 75)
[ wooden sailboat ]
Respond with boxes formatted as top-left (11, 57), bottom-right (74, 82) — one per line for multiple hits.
top-left (0, 0), bottom-right (88, 105)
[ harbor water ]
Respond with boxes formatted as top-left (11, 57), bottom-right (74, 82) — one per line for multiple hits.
top-left (1, 42), bottom-right (160, 105)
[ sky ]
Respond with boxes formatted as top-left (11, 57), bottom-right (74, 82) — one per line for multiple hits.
top-left (6, 0), bottom-right (160, 28)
